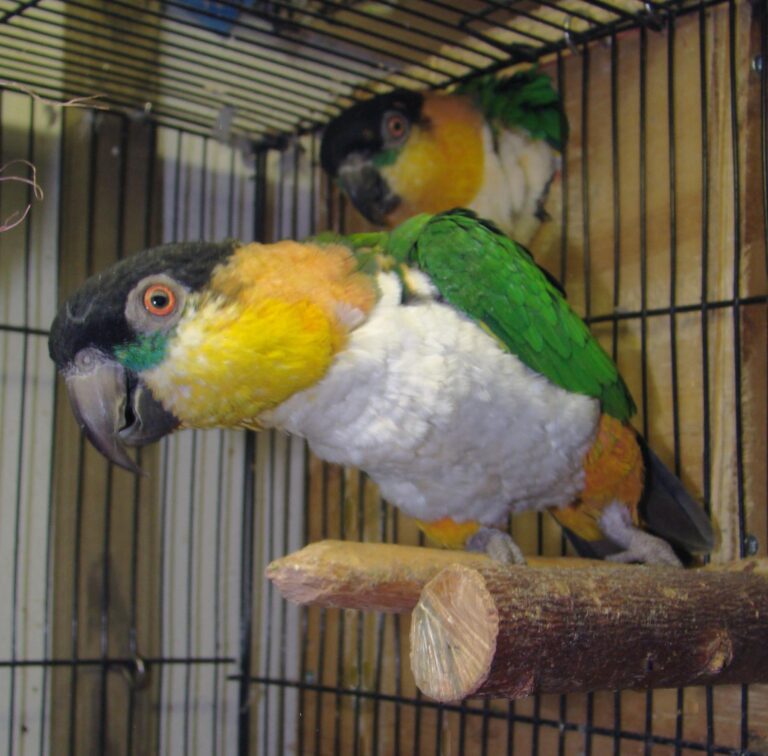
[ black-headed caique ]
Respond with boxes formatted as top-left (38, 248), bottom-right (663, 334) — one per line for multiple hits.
top-left (320, 68), bottom-right (566, 244)
top-left (48, 210), bottom-right (713, 566)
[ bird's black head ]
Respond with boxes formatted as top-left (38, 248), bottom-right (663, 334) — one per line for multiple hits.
top-left (49, 239), bottom-right (237, 472)
top-left (320, 90), bottom-right (424, 225)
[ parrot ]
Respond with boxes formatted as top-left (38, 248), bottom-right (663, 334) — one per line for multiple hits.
top-left (48, 210), bottom-right (713, 566)
top-left (320, 68), bottom-right (566, 245)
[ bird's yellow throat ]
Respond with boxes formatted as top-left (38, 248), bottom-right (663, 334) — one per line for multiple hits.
top-left (143, 240), bottom-right (377, 428)
top-left (383, 93), bottom-right (485, 227)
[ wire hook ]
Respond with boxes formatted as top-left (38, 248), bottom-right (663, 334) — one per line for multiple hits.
top-left (119, 655), bottom-right (150, 691)
top-left (563, 17), bottom-right (581, 56)
top-left (643, 2), bottom-right (664, 31)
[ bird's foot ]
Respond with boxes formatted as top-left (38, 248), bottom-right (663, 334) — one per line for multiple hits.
top-left (466, 527), bottom-right (526, 565)
top-left (599, 501), bottom-right (682, 567)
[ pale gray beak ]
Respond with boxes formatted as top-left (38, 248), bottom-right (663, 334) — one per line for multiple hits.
top-left (337, 153), bottom-right (400, 225)
top-left (64, 348), bottom-right (178, 474)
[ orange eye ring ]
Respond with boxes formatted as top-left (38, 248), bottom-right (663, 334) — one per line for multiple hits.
top-left (143, 284), bottom-right (176, 317)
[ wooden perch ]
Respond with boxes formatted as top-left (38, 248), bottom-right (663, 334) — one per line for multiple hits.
top-left (266, 540), bottom-right (602, 613)
top-left (410, 560), bottom-right (768, 703)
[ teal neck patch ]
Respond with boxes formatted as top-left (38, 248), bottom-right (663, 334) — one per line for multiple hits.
top-left (372, 149), bottom-right (398, 168)
top-left (114, 331), bottom-right (170, 372)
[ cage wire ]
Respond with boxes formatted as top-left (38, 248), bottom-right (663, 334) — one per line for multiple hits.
top-left (0, 0), bottom-right (767, 754)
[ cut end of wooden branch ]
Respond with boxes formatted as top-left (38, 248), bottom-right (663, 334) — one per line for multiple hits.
top-left (266, 539), bottom-right (500, 613)
top-left (410, 564), bottom-right (501, 702)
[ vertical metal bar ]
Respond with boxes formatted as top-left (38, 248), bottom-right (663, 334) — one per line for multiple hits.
top-left (697, 3), bottom-right (714, 531)
top-left (392, 511), bottom-right (402, 756)
top-left (239, 425), bottom-right (257, 756)
top-left (238, 147), bottom-right (267, 756)
top-left (665, 13), bottom-right (685, 755)
top-left (506, 701), bottom-right (514, 755)
top-left (610, 31), bottom-right (622, 365)
top-left (67, 108), bottom-right (99, 756)
top-left (371, 478), bottom-right (387, 756)
top-left (262, 428), bottom-right (275, 756)
top-left (330, 188), bottom-right (348, 756)
top-left (313, 457), bottom-right (329, 756)
top-left (609, 30), bottom-right (623, 755)
top-left (212, 422), bottom-right (225, 751)
top-left (352, 470), bottom-right (366, 756)
top-left (262, 148), bottom-right (286, 756)
top-left (435, 704), bottom-right (444, 756)
top-left (7, 90), bottom-right (33, 756)
top-left (638, 23), bottom-right (655, 756)
top-left (182, 131), bottom-right (195, 754)
top-left (558, 696), bottom-right (567, 756)
top-left (68, 441), bottom-right (87, 756)
top-left (579, 40), bottom-right (594, 756)
top-left (98, 419), bottom-right (114, 755)
top-left (554, 46), bottom-right (570, 755)
top-left (297, 131), bottom-right (318, 756)
top-left (98, 112), bottom-right (128, 756)
top-left (126, 118), bottom-right (153, 756)
top-left (726, 1), bottom-right (748, 750)
top-left (40, 92), bottom-right (66, 756)
top-left (333, 432), bottom-right (347, 756)
top-left (126, 436), bottom-right (143, 756)
top-left (279, 431), bottom-right (292, 755)
top-left (456, 695), bottom-right (466, 753)
top-left (156, 126), bottom-right (184, 756)
top-left (212, 143), bottom-right (237, 755)
top-left (762, 0), bottom-right (768, 277)
top-left (558, 49), bottom-right (569, 286)
top-left (183, 134), bottom-right (207, 753)
top-left (480, 700), bottom-right (491, 755)
top-left (276, 140), bottom-right (301, 755)
top-left (727, 0), bottom-right (746, 562)
top-left (581, 43), bottom-right (592, 322)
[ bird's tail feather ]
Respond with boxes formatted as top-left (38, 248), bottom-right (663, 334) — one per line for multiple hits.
top-left (638, 441), bottom-right (715, 555)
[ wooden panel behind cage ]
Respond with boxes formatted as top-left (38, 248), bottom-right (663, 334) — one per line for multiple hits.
top-left (295, 3), bottom-right (768, 755)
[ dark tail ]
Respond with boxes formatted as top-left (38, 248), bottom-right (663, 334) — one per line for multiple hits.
top-left (560, 440), bottom-right (715, 563)
top-left (638, 442), bottom-right (715, 555)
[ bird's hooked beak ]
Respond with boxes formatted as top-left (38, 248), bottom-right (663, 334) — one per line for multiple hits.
top-left (337, 153), bottom-right (400, 225)
top-left (64, 348), bottom-right (179, 474)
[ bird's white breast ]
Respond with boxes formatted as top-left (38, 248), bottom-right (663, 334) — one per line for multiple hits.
top-left (264, 273), bottom-right (600, 525)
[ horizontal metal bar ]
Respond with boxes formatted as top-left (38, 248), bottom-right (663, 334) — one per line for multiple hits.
top-left (0, 322), bottom-right (50, 337)
top-left (3, 291), bottom-right (761, 346)
top-left (584, 294), bottom-right (768, 326)
top-left (0, 656), bottom-right (235, 667)
top-left (0, 0), bottom-right (40, 25)
top-left (232, 674), bottom-right (747, 754)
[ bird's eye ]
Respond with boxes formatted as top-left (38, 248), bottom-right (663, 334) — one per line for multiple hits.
top-left (143, 284), bottom-right (176, 316)
top-left (384, 112), bottom-right (409, 142)
top-left (126, 274), bottom-right (187, 334)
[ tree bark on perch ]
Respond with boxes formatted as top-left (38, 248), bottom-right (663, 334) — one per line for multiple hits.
top-left (410, 560), bottom-right (768, 703)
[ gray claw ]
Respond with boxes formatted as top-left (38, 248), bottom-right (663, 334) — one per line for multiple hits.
top-left (466, 527), bottom-right (527, 565)
top-left (600, 501), bottom-right (682, 567)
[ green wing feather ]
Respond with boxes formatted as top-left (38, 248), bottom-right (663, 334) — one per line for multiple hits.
top-left (455, 67), bottom-right (568, 150)
top-left (382, 210), bottom-right (636, 421)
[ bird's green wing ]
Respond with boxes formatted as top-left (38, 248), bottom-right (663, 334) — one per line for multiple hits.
top-left (384, 210), bottom-right (635, 421)
top-left (455, 68), bottom-right (568, 150)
